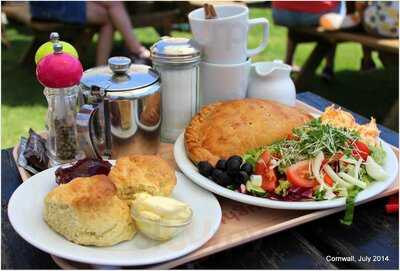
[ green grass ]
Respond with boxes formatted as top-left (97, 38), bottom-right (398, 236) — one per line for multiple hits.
top-left (1, 8), bottom-right (397, 148)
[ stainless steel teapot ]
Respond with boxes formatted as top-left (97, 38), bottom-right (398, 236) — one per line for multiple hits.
top-left (77, 56), bottom-right (161, 159)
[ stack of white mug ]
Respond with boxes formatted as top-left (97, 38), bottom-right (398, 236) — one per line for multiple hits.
top-left (189, 4), bottom-right (269, 106)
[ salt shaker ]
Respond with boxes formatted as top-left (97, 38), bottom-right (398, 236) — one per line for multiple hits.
top-left (151, 37), bottom-right (201, 143)
top-left (36, 43), bottom-right (83, 165)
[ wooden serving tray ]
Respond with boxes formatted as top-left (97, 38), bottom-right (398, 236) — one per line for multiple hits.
top-left (12, 100), bottom-right (399, 269)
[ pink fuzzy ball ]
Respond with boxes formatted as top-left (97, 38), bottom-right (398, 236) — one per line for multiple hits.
top-left (36, 52), bottom-right (83, 88)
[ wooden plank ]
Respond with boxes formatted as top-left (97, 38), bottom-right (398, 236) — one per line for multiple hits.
top-left (297, 197), bottom-right (399, 269)
top-left (330, 32), bottom-right (398, 53)
top-left (295, 41), bottom-right (333, 90)
top-left (179, 231), bottom-right (336, 269)
top-left (294, 27), bottom-right (399, 54)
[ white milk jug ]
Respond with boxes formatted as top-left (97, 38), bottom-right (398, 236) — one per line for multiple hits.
top-left (247, 60), bottom-right (296, 106)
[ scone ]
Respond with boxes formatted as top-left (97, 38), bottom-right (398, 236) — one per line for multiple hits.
top-left (43, 175), bottom-right (136, 246)
top-left (109, 155), bottom-right (176, 200)
top-left (185, 99), bottom-right (311, 165)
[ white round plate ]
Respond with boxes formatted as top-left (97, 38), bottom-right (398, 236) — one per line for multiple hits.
top-left (174, 133), bottom-right (398, 210)
top-left (8, 167), bottom-right (221, 266)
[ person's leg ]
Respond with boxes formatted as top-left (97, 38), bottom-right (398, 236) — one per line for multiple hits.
top-left (361, 46), bottom-right (376, 71)
top-left (96, 22), bottom-right (114, 66)
top-left (321, 44), bottom-right (336, 81)
top-left (96, 1), bottom-right (149, 57)
top-left (86, 1), bottom-right (114, 65)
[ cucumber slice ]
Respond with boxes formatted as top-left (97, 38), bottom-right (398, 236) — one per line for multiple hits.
top-left (366, 156), bottom-right (388, 181)
top-left (250, 175), bottom-right (263, 187)
top-left (246, 181), bottom-right (266, 197)
top-left (338, 172), bottom-right (367, 189)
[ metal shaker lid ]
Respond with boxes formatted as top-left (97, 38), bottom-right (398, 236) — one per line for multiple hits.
top-left (150, 37), bottom-right (201, 64)
top-left (80, 57), bottom-right (160, 99)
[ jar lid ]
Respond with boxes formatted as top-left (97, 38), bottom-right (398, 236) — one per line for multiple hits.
top-left (80, 57), bottom-right (160, 98)
top-left (150, 37), bottom-right (201, 64)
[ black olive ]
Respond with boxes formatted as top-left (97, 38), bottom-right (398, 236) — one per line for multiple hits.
top-left (229, 155), bottom-right (243, 164)
top-left (226, 155), bottom-right (243, 173)
top-left (234, 171), bottom-right (249, 184)
top-left (197, 161), bottom-right (213, 177)
top-left (212, 169), bottom-right (231, 186)
top-left (216, 159), bottom-right (227, 171)
top-left (240, 163), bottom-right (253, 175)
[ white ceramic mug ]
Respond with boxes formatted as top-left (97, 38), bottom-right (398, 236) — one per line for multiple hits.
top-left (189, 5), bottom-right (269, 64)
top-left (199, 60), bottom-right (251, 107)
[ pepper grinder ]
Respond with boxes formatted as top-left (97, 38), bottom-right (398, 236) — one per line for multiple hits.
top-left (36, 43), bottom-right (83, 165)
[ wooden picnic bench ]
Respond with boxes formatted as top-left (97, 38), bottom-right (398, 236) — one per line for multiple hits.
top-left (289, 27), bottom-right (399, 90)
top-left (2, 2), bottom-right (191, 66)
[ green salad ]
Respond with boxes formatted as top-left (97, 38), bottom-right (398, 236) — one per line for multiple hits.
top-left (243, 118), bottom-right (388, 225)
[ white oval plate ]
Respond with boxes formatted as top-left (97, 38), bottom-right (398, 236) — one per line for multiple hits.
top-left (174, 133), bottom-right (398, 210)
top-left (8, 166), bottom-right (221, 266)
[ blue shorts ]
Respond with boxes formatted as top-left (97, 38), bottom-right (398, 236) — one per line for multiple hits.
top-left (30, 1), bottom-right (86, 25)
top-left (272, 4), bottom-right (341, 27)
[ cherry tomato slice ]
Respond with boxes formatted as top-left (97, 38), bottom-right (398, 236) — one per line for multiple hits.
top-left (255, 152), bottom-right (277, 192)
top-left (323, 173), bottom-right (334, 187)
top-left (260, 151), bottom-right (271, 164)
top-left (261, 168), bottom-right (278, 191)
top-left (352, 140), bottom-right (370, 161)
top-left (286, 160), bottom-right (315, 188)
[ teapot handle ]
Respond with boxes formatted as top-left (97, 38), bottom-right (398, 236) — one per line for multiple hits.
top-left (76, 104), bottom-right (102, 159)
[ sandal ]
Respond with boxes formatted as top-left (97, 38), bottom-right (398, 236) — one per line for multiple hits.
top-left (130, 47), bottom-right (152, 66)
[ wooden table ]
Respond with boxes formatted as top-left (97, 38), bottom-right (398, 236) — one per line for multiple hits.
top-left (289, 27), bottom-right (399, 90)
top-left (2, 92), bottom-right (398, 269)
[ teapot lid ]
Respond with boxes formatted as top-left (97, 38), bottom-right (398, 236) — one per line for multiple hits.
top-left (80, 57), bottom-right (160, 98)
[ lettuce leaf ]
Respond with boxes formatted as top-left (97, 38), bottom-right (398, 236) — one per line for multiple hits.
top-left (274, 180), bottom-right (291, 196)
top-left (370, 144), bottom-right (386, 166)
top-left (340, 187), bottom-right (361, 226)
top-left (242, 147), bottom-right (266, 166)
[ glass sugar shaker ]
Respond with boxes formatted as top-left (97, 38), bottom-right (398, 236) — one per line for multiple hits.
top-left (150, 37), bottom-right (201, 143)
top-left (36, 42), bottom-right (83, 165)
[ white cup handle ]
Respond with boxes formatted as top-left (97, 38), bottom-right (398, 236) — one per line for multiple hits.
top-left (246, 18), bottom-right (269, 58)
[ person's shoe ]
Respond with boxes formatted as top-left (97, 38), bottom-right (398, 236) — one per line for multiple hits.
top-left (361, 57), bottom-right (377, 72)
top-left (130, 47), bottom-right (152, 66)
top-left (321, 66), bottom-right (334, 82)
